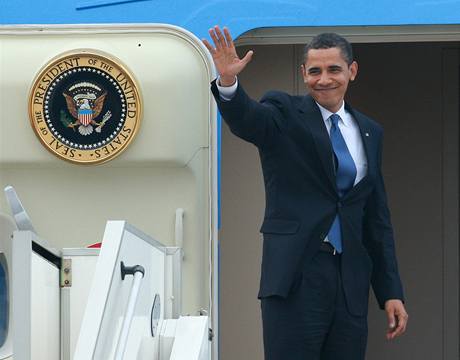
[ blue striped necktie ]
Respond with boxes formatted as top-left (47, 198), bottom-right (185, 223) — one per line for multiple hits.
top-left (327, 114), bottom-right (356, 253)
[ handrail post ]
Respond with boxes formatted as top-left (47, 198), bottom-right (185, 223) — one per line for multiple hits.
top-left (114, 262), bottom-right (145, 360)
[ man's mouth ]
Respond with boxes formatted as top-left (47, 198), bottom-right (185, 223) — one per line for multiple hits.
top-left (314, 87), bottom-right (338, 91)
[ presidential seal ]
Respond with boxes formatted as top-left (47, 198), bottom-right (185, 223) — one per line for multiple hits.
top-left (29, 50), bottom-right (142, 164)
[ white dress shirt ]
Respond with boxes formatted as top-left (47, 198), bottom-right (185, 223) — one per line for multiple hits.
top-left (316, 102), bottom-right (368, 185)
top-left (216, 76), bottom-right (239, 101)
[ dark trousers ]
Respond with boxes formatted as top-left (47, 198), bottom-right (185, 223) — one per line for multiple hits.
top-left (260, 250), bottom-right (368, 360)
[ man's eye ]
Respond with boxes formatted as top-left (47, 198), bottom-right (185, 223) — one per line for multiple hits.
top-left (309, 70), bottom-right (320, 75)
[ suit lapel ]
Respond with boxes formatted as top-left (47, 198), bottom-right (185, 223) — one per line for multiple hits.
top-left (344, 104), bottom-right (374, 195)
top-left (298, 96), bottom-right (337, 193)
top-left (298, 97), bottom-right (377, 196)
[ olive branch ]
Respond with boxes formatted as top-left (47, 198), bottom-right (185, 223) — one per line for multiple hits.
top-left (60, 110), bottom-right (76, 130)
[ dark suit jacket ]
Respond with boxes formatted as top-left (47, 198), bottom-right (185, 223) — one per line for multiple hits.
top-left (211, 80), bottom-right (404, 316)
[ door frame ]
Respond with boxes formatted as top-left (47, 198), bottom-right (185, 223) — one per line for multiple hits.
top-left (234, 26), bottom-right (460, 359)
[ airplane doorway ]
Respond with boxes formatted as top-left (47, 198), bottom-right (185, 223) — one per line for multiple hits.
top-left (219, 36), bottom-right (459, 360)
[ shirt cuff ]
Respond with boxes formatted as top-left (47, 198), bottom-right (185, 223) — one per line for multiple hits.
top-left (216, 76), bottom-right (238, 101)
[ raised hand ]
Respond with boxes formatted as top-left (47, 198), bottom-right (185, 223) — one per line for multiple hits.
top-left (202, 26), bottom-right (253, 86)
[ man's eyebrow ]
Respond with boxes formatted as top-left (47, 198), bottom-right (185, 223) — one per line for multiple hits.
top-left (328, 64), bottom-right (343, 70)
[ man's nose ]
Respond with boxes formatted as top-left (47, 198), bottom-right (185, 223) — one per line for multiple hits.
top-left (318, 73), bottom-right (332, 85)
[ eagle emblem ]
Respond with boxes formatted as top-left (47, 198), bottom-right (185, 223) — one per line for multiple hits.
top-left (29, 51), bottom-right (141, 164)
top-left (62, 82), bottom-right (111, 136)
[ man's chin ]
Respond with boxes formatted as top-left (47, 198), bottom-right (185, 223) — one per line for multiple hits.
top-left (313, 98), bottom-right (341, 113)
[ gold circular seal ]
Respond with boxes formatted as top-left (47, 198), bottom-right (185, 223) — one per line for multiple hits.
top-left (29, 50), bottom-right (142, 165)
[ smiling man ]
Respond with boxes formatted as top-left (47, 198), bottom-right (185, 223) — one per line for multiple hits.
top-left (203, 28), bottom-right (408, 360)
top-left (302, 46), bottom-right (357, 113)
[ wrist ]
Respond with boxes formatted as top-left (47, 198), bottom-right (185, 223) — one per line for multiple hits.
top-left (385, 299), bottom-right (403, 307)
top-left (218, 75), bottom-right (237, 87)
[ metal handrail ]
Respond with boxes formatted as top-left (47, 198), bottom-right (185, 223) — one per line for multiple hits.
top-left (175, 208), bottom-right (184, 256)
top-left (173, 208), bottom-right (184, 318)
top-left (114, 262), bottom-right (145, 360)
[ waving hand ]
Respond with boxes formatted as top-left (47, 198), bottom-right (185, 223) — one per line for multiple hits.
top-left (202, 26), bottom-right (253, 86)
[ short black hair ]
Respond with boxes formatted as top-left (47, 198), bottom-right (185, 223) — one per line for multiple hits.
top-left (303, 33), bottom-right (353, 65)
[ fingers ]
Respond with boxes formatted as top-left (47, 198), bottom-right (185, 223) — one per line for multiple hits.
top-left (386, 310), bottom-right (396, 340)
top-left (223, 27), bottom-right (234, 48)
top-left (215, 26), bottom-right (227, 47)
top-left (390, 311), bottom-right (408, 339)
top-left (202, 39), bottom-right (215, 55)
top-left (209, 27), bottom-right (222, 50)
top-left (207, 26), bottom-right (233, 50)
top-left (385, 302), bottom-right (408, 340)
top-left (202, 25), bottom-right (252, 77)
top-left (241, 50), bottom-right (254, 65)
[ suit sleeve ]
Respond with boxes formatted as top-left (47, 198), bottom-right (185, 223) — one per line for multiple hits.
top-left (210, 79), bottom-right (285, 148)
top-left (363, 132), bottom-right (405, 310)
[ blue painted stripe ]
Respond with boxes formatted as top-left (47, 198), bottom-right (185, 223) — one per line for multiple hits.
top-left (217, 112), bottom-right (222, 230)
top-left (76, 0), bottom-right (152, 10)
top-left (4, 0), bottom-right (460, 32)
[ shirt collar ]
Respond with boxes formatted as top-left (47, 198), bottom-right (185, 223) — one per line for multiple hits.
top-left (315, 101), bottom-right (349, 127)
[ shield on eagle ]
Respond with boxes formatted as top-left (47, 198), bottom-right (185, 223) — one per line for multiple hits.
top-left (78, 109), bottom-right (93, 126)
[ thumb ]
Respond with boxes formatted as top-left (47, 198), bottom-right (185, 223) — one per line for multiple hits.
top-left (386, 307), bottom-right (396, 330)
top-left (241, 50), bottom-right (254, 65)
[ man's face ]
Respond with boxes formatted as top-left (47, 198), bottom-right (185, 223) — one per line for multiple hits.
top-left (301, 47), bottom-right (358, 113)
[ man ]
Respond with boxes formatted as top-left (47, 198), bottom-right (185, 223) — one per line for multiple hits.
top-left (203, 27), bottom-right (408, 360)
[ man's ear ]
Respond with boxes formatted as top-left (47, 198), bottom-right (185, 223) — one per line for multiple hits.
top-left (349, 61), bottom-right (358, 81)
top-left (300, 64), bottom-right (307, 83)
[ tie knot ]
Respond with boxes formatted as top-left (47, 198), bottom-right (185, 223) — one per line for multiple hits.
top-left (330, 114), bottom-right (341, 128)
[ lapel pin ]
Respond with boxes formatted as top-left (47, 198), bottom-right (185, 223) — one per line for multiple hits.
top-left (365, 132), bottom-right (370, 137)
